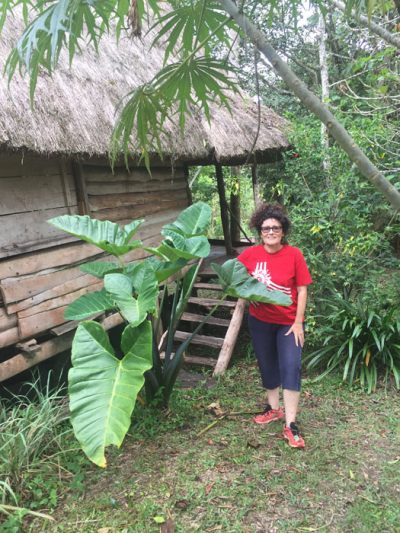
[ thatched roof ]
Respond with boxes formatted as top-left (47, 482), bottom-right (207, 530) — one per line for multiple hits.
top-left (0, 13), bottom-right (289, 165)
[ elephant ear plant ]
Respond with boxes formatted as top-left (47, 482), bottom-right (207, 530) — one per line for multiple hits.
top-left (48, 203), bottom-right (291, 467)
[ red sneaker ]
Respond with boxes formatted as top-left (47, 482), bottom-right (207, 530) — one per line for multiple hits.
top-left (283, 422), bottom-right (305, 448)
top-left (253, 404), bottom-right (284, 425)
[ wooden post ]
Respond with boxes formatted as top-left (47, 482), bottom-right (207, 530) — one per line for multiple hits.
top-left (183, 164), bottom-right (193, 205)
top-left (215, 164), bottom-right (234, 255)
top-left (72, 161), bottom-right (90, 215)
top-left (230, 167), bottom-right (241, 244)
top-left (213, 298), bottom-right (246, 376)
top-left (251, 164), bottom-right (262, 207)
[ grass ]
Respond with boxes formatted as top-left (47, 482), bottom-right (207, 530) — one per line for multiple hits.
top-left (0, 377), bottom-right (80, 531)
top-left (7, 355), bottom-right (399, 533)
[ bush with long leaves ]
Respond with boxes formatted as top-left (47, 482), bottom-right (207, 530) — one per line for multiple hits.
top-left (305, 295), bottom-right (400, 393)
top-left (48, 203), bottom-right (291, 467)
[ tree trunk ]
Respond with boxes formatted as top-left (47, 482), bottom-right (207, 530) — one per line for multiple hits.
top-left (218, 0), bottom-right (400, 211)
top-left (215, 164), bottom-right (234, 255)
top-left (332, 0), bottom-right (400, 49)
top-left (318, 9), bottom-right (331, 177)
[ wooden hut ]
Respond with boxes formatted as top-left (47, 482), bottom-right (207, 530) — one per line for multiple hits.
top-left (0, 16), bottom-right (289, 381)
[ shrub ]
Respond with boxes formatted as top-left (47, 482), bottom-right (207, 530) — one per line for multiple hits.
top-left (305, 295), bottom-right (400, 393)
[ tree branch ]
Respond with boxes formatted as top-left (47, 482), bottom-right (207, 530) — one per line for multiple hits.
top-left (331, 0), bottom-right (400, 50)
top-left (217, 0), bottom-right (400, 211)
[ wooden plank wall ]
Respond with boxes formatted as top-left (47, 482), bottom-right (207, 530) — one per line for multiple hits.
top-left (83, 162), bottom-right (189, 223)
top-left (0, 154), bottom-right (78, 259)
top-left (0, 156), bottom-right (190, 363)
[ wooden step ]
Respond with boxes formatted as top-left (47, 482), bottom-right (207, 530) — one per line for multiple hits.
top-left (184, 355), bottom-right (216, 367)
top-left (193, 283), bottom-right (223, 291)
top-left (180, 312), bottom-right (231, 327)
top-left (188, 297), bottom-right (236, 308)
top-left (174, 330), bottom-right (224, 348)
top-left (159, 351), bottom-right (217, 367)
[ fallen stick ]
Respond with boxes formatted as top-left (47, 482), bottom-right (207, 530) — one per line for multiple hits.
top-left (197, 410), bottom-right (256, 436)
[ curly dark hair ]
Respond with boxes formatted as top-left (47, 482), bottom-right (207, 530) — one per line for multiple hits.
top-left (250, 203), bottom-right (291, 235)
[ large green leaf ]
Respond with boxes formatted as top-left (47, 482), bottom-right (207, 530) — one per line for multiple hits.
top-left (143, 256), bottom-right (187, 282)
top-left (68, 320), bottom-right (152, 467)
top-left (162, 202), bottom-right (212, 236)
top-left (64, 289), bottom-right (115, 321)
top-left (212, 259), bottom-right (292, 306)
top-left (104, 273), bottom-right (143, 326)
top-left (80, 261), bottom-right (122, 279)
top-left (162, 230), bottom-right (210, 259)
top-left (48, 215), bottom-right (143, 256)
top-left (125, 263), bottom-right (159, 315)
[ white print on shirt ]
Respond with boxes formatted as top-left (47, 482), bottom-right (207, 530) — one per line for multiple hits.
top-left (251, 261), bottom-right (292, 295)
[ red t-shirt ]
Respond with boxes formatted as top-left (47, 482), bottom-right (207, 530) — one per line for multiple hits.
top-left (237, 244), bottom-right (312, 325)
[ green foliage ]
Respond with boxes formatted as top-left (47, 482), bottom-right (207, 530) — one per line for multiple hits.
top-left (305, 295), bottom-right (400, 393)
top-left (212, 258), bottom-right (292, 306)
top-left (0, 377), bottom-right (70, 511)
top-left (147, 202), bottom-right (212, 260)
top-left (79, 261), bottom-right (122, 278)
top-left (69, 320), bottom-right (153, 467)
top-left (151, 1), bottom-right (234, 60)
top-left (50, 202), bottom-right (289, 466)
top-left (145, 262), bottom-right (205, 408)
top-left (64, 288), bottom-right (115, 321)
top-left (48, 215), bottom-right (143, 256)
top-left (104, 270), bottom-right (158, 326)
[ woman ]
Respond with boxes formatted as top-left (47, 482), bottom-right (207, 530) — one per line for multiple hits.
top-left (238, 203), bottom-right (312, 449)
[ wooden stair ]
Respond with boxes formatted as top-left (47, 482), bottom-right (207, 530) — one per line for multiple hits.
top-left (174, 282), bottom-right (246, 376)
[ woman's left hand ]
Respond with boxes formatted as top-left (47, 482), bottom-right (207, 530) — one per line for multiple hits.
top-left (285, 322), bottom-right (304, 347)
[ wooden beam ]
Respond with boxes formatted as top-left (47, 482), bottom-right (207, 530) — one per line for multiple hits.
top-left (230, 167), bottom-right (241, 243)
top-left (213, 298), bottom-right (246, 376)
top-left (188, 297), bottom-right (236, 308)
top-left (0, 312), bottom-right (125, 382)
top-left (72, 161), bottom-right (90, 215)
top-left (251, 164), bottom-right (262, 207)
top-left (0, 331), bottom-right (75, 382)
top-left (174, 330), bottom-right (224, 348)
top-left (215, 164), bottom-right (234, 256)
top-left (0, 327), bottom-right (20, 349)
top-left (180, 312), bottom-right (231, 327)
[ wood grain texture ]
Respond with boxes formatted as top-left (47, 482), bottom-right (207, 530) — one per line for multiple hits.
top-left (10, 275), bottom-right (100, 316)
top-left (0, 327), bottom-right (20, 349)
top-left (0, 206), bottom-right (79, 259)
top-left (213, 298), bottom-right (246, 376)
top-left (83, 165), bottom-right (185, 182)
top-left (174, 330), bottom-right (225, 348)
top-left (0, 312), bottom-right (125, 382)
top-left (0, 307), bottom-right (17, 332)
top-left (0, 242), bottom-right (102, 279)
top-left (17, 281), bottom-right (103, 338)
top-left (1, 266), bottom-right (84, 306)
top-left (89, 189), bottom-right (188, 211)
top-left (87, 177), bottom-right (187, 196)
top-left (0, 173), bottom-right (76, 216)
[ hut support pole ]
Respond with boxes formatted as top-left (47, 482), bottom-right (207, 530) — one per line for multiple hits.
top-left (230, 167), bottom-right (241, 244)
top-left (251, 164), bottom-right (262, 207)
top-left (72, 161), bottom-right (90, 215)
top-left (215, 164), bottom-right (234, 255)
